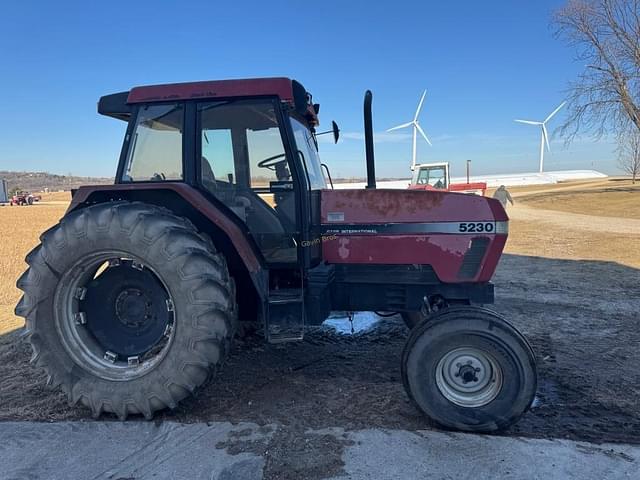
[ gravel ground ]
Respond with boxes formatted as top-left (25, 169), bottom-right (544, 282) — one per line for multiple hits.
top-left (1, 253), bottom-right (639, 478)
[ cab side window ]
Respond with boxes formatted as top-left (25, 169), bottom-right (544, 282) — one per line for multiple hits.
top-left (123, 104), bottom-right (184, 182)
top-left (201, 128), bottom-right (235, 190)
top-left (199, 101), bottom-right (286, 191)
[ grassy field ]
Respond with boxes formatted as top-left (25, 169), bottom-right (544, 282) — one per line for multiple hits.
top-left (501, 179), bottom-right (640, 267)
top-left (1, 179), bottom-right (638, 335)
top-left (518, 182), bottom-right (640, 219)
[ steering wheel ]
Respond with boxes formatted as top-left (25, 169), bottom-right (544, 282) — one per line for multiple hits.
top-left (257, 153), bottom-right (287, 171)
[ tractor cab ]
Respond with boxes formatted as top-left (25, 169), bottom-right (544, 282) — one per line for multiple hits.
top-left (410, 162), bottom-right (450, 190)
top-left (101, 79), bottom-right (329, 271)
top-left (121, 98), bottom-right (324, 266)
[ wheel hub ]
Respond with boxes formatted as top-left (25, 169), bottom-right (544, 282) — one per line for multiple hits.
top-left (79, 260), bottom-right (172, 358)
top-left (435, 347), bottom-right (503, 407)
top-left (456, 363), bottom-right (480, 384)
top-left (115, 289), bottom-right (153, 329)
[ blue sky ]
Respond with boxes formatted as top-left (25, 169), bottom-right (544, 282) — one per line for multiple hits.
top-left (0, 0), bottom-right (618, 179)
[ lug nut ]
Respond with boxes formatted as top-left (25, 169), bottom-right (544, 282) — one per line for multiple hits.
top-left (74, 312), bottom-right (87, 325)
top-left (104, 351), bottom-right (117, 363)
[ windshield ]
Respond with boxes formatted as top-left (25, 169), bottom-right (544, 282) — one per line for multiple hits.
top-left (417, 167), bottom-right (447, 188)
top-left (290, 117), bottom-right (327, 190)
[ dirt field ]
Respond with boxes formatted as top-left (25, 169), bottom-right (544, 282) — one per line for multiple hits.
top-left (0, 202), bottom-right (68, 333)
top-left (0, 180), bottom-right (639, 477)
top-left (36, 191), bottom-right (72, 203)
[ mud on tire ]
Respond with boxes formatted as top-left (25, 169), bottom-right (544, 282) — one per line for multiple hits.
top-left (15, 201), bottom-right (237, 419)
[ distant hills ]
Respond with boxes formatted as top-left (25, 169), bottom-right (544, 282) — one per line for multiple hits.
top-left (0, 170), bottom-right (396, 192)
top-left (0, 171), bottom-right (112, 193)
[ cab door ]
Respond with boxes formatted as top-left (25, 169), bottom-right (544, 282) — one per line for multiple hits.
top-left (287, 115), bottom-right (327, 267)
top-left (196, 99), bottom-right (301, 266)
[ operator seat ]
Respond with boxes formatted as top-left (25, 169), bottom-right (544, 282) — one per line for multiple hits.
top-left (201, 156), bottom-right (250, 223)
top-left (201, 156), bottom-right (216, 189)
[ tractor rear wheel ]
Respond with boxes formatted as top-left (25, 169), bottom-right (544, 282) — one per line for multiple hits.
top-left (401, 306), bottom-right (536, 432)
top-left (15, 201), bottom-right (237, 419)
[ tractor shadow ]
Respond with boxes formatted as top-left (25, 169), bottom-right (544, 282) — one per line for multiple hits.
top-left (1, 254), bottom-right (639, 445)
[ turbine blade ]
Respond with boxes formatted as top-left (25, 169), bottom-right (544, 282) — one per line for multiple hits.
top-left (387, 121), bottom-right (413, 132)
top-left (542, 124), bottom-right (550, 151)
top-left (514, 119), bottom-right (542, 125)
top-left (414, 90), bottom-right (427, 121)
top-left (415, 123), bottom-right (432, 146)
top-left (544, 101), bottom-right (566, 123)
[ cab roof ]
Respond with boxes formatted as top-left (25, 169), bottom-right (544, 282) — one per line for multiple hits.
top-left (98, 77), bottom-right (318, 125)
top-left (127, 77), bottom-right (296, 103)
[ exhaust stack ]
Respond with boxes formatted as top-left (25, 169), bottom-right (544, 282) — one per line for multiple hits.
top-left (364, 90), bottom-right (376, 189)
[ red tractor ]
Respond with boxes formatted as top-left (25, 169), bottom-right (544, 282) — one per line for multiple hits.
top-left (10, 191), bottom-right (40, 205)
top-left (16, 78), bottom-right (536, 432)
top-left (409, 162), bottom-right (488, 195)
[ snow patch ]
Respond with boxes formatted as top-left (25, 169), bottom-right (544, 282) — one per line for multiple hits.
top-left (323, 312), bottom-right (382, 334)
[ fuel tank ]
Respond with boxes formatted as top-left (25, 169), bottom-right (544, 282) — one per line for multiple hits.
top-left (320, 189), bottom-right (508, 283)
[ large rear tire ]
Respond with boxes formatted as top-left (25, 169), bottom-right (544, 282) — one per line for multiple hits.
top-left (15, 201), bottom-right (237, 419)
top-left (401, 306), bottom-right (537, 432)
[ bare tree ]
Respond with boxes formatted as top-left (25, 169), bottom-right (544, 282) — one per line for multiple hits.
top-left (553, 0), bottom-right (640, 140)
top-left (618, 130), bottom-right (640, 182)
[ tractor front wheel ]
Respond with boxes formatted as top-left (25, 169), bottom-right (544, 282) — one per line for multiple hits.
top-left (401, 306), bottom-right (536, 432)
top-left (15, 201), bottom-right (237, 419)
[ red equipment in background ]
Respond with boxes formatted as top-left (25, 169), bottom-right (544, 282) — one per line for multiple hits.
top-left (9, 191), bottom-right (41, 206)
top-left (409, 162), bottom-right (487, 196)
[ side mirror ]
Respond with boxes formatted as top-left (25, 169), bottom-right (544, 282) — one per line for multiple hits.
top-left (331, 121), bottom-right (340, 144)
top-left (315, 121), bottom-right (341, 144)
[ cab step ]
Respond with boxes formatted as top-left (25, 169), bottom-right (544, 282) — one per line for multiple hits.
top-left (266, 288), bottom-right (305, 343)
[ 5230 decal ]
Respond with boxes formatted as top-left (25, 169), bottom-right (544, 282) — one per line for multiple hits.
top-left (458, 222), bottom-right (495, 233)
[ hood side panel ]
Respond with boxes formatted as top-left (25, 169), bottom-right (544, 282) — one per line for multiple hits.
top-left (320, 189), bottom-right (507, 283)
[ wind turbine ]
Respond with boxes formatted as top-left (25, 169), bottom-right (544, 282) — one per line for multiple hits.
top-left (387, 90), bottom-right (432, 170)
top-left (515, 101), bottom-right (566, 173)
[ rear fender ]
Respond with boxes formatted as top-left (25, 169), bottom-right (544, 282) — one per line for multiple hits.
top-left (68, 183), bottom-right (267, 319)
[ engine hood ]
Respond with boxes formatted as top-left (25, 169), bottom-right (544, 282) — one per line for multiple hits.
top-left (319, 188), bottom-right (508, 283)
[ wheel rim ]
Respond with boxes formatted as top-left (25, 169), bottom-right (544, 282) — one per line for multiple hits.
top-left (54, 252), bottom-right (175, 381)
top-left (435, 346), bottom-right (503, 407)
